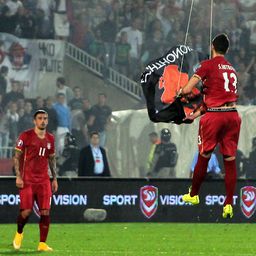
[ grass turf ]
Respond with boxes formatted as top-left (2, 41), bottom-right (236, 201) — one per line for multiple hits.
top-left (0, 223), bottom-right (255, 256)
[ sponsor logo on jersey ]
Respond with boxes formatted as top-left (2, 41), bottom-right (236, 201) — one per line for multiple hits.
top-left (140, 185), bottom-right (158, 219)
top-left (47, 143), bottom-right (51, 149)
top-left (240, 186), bottom-right (256, 218)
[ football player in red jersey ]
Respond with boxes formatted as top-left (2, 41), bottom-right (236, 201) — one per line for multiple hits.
top-left (180, 34), bottom-right (241, 218)
top-left (13, 110), bottom-right (58, 251)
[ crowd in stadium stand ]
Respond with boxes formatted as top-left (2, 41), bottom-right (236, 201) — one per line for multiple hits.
top-left (0, 74), bottom-right (112, 164)
top-left (0, 0), bottom-right (255, 105)
top-left (68, 0), bottom-right (256, 105)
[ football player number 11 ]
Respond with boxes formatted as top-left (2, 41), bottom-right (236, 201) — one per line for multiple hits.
top-left (223, 72), bottom-right (237, 93)
top-left (39, 147), bottom-right (46, 156)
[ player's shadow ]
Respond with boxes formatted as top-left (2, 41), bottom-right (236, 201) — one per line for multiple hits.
top-left (0, 250), bottom-right (41, 255)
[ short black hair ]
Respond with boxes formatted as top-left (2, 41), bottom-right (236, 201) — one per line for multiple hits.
top-left (212, 34), bottom-right (229, 54)
top-left (98, 92), bottom-right (106, 97)
top-left (0, 66), bottom-right (8, 74)
top-left (90, 131), bottom-right (100, 138)
top-left (56, 77), bottom-right (65, 85)
top-left (33, 109), bottom-right (48, 119)
top-left (149, 132), bottom-right (158, 137)
top-left (57, 92), bottom-right (65, 98)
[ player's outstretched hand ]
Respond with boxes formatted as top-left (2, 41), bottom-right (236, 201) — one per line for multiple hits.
top-left (16, 176), bottom-right (24, 189)
top-left (183, 114), bottom-right (195, 123)
top-left (52, 179), bottom-right (58, 193)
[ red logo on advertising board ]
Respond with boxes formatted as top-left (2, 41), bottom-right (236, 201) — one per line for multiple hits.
top-left (240, 186), bottom-right (256, 218)
top-left (140, 185), bottom-right (158, 219)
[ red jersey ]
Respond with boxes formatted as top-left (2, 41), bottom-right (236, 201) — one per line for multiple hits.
top-left (15, 129), bottom-right (55, 184)
top-left (195, 56), bottom-right (238, 107)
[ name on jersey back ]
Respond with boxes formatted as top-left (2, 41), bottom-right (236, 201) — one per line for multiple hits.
top-left (218, 64), bottom-right (235, 71)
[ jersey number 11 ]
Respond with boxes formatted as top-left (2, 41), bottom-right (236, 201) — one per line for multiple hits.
top-left (39, 147), bottom-right (46, 156)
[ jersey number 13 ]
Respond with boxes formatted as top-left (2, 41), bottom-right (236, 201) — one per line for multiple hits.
top-left (223, 72), bottom-right (237, 93)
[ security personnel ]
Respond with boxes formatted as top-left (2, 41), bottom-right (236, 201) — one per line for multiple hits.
top-left (150, 128), bottom-right (178, 178)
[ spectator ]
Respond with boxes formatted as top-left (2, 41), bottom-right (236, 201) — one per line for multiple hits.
top-left (117, 17), bottom-right (143, 79)
top-left (141, 29), bottom-right (164, 65)
top-left (6, 101), bottom-right (19, 146)
top-left (0, 66), bottom-right (9, 96)
top-left (0, 5), bottom-right (17, 36)
top-left (53, 93), bottom-right (71, 155)
top-left (33, 96), bottom-right (45, 112)
top-left (90, 93), bottom-right (112, 147)
top-left (35, 8), bottom-right (53, 39)
top-left (97, 12), bottom-right (117, 67)
top-left (17, 100), bottom-right (33, 133)
top-left (3, 80), bottom-right (24, 107)
top-left (15, 7), bottom-right (36, 38)
top-left (90, 4), bottom-right (106, 30)
top-left (115, 31), bottom-right (131, 75)
top-left (16, 98), bottom-right (25, 110)
top-left (83, 98), bottom-right (95, 139)
top-left (156, 4), bottom-right (173, 39)
top-left (43, 96), bottom-right (58, 134)
top-left (190, 151), bottom-right (221, 179)
top-left (53, 0), bottom-right (70, 40)
top-left (68, 86), bottom-right (83, 111)
top-left (36, 0), bottom-right (54, 18)
top-left (119, 2), bottom-right (132, 28)
top-left (78, 131), bottom-right (111, 177)
top-left (0, 93), bottom-right (4, 113)
top-left (6, 0), bottom-right (23, 16)
top-left (192, 34), bottom-right (207, 53)
top-left (88, 29), bottom-right (105, 61)
top-left (149, 128), bottom-right (178, 178)
top-left (0, 109), bottom-right (9, 158)
top-left (146, 132), bottom-right (160, 172)
top-left (70, 99), bottom-right (87, 149)
top-left (56, 77), bottom-right (74, 105)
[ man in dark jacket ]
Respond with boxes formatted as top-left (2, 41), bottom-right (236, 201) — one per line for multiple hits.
top-left (78, 131), bottom-right (111, 177)
top-left (150, 128), bottom-right (178, 178)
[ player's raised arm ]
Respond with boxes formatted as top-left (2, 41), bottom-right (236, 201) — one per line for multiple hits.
top-left (179, 75), bottom-right (201, 96)
top-left (13, 150), bottom-right (24, 189)
top-left (49, 154), bottom-right (58, 193)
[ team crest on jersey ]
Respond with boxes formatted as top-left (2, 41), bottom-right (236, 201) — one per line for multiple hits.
top-left (17, 139), bottom-right (23, 147)
top-left (140, 185), bottom-right (158, 219)
top-left (47, 143), bottom-right (51, 149)
top-left (240, 186), bottom-right (256, 218)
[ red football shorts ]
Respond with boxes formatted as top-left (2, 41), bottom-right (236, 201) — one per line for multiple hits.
top-left (198, 110), bottom-right (241, 156)
top-left (19, 181), bottom-right (52, 210)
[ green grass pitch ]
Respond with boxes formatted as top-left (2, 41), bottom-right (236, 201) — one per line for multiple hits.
top-left (0, 223), bottom-right (255, 256)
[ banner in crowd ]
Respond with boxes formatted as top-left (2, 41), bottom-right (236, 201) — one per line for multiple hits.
top-left (1, 178), bottom-right (256, 223)
top-left (0, 33), bottom-right (65, 98)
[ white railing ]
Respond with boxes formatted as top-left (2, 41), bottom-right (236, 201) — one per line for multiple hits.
top-left (65, 42), bottom-right (142, 100)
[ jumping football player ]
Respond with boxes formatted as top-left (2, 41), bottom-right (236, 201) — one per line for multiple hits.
top-left (180, 34), bottom-right (241, 218)
top-left (13, 110), bottom-right (58, 251)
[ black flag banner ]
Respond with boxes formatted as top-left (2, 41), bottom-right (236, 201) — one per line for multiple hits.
top-left (141, 45), bottom-right (207, 124)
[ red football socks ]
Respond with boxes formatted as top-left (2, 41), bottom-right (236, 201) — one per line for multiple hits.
top-left (224, 159), bottom-right (237, 206)
top-left (39, 215), bottom-right (50, 242)
top-left (190, 154), bottom-right (210, 196)
top-left (17, 214), bottom-right (29, 234)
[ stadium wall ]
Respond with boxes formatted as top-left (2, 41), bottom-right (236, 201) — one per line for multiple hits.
top-left (1, 177), bottom-right (256, 223)
top-left (63, 57), bottom-right (140, 111)
top-left (107, 106), bottom-right (256, 178)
